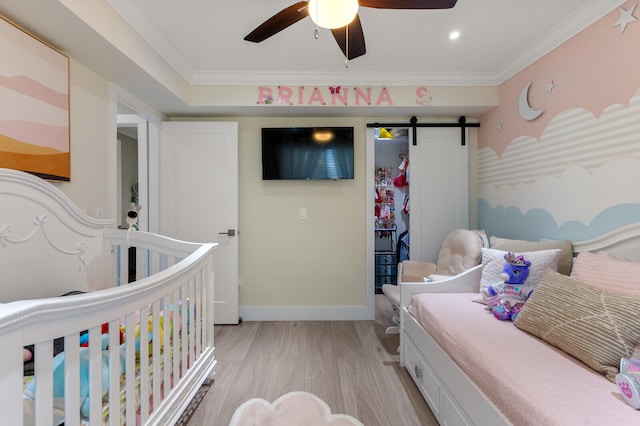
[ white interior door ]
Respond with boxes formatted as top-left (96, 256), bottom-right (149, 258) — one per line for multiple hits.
top-left (409, 127), bottom-right (469, 262)
top-left (158, 121), bottom-right (239, 325)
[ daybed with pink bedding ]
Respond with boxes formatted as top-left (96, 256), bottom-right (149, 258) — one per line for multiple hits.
top-left (0, 168), bottom-right (218, 425)
top-left (399, 224), bottom-right (640, 425)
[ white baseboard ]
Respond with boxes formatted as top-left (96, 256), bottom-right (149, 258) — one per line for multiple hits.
top-left (238, 305), bottom-right (374, 321)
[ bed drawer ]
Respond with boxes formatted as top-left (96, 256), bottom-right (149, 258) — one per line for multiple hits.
top-left (402, 310), bottom-right (474, 426)
top-left (441, 389), bottom-right (472, 426)
top-left (404, 335), bottom-right (441, 416)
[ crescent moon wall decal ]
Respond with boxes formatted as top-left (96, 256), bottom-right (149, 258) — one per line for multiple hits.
top-left (519, 81), bottom-right (543, 121)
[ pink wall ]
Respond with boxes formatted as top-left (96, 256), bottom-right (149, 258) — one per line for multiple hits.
top-left (476, 1), bottom-right (640, 242)
top-left (479, 1), bottom-right (640, 156)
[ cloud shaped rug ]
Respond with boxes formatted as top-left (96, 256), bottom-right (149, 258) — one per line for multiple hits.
top-left (229, 391), bottom-right (363, 426)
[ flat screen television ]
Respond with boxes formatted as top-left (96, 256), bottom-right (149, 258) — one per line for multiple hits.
top-left (262, 127), bottom-right (354, 180)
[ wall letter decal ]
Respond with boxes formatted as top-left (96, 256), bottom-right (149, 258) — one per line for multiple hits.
top-left (257, 87), bottom-right (273, 104)
top-left (375, 87), bottom-right (393, 106)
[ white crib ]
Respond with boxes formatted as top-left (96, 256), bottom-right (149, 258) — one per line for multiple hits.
top-left (0, 168), bottom-right (217, 425)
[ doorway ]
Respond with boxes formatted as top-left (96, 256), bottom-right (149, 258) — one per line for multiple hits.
top-left (367, 121), bottom-right (470, 302)
top-left (109, 84), bottom-right (164, 234)
top-left (116, 114), bottom-right (145, 230)
top-left (373, 127), bottom-right (409, 294)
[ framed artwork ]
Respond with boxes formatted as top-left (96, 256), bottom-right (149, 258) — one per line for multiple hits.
top-left (0, 16), bottom-right (70, 181)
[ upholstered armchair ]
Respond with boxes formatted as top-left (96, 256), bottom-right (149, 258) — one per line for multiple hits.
top-left (381, 228), bottom-right (488, 334)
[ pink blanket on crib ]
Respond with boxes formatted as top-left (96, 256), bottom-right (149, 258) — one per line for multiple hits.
top-left (408, 293), bottom-right (640, 425)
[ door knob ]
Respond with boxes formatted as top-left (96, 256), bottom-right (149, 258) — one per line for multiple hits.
top-left (218, 229), bottom-right (236, 236)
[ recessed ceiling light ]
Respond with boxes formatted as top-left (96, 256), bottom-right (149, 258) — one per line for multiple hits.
top-left (449, 31), bottom-right (460, 40)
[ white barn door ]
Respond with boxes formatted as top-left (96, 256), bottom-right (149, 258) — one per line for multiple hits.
top-left (158, 121), bottom-right (239, 324)
top-left (409, 127), bottom-right (469, 263)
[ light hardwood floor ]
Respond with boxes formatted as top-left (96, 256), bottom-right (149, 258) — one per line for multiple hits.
top-left (187, 296), bottom-right (437, 425)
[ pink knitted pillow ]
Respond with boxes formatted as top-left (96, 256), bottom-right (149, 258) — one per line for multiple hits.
top-left (570, 251), bottom-right (640, 296)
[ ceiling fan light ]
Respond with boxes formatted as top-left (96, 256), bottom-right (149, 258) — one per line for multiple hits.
top-left (308, 0), bottom-right (359, 30)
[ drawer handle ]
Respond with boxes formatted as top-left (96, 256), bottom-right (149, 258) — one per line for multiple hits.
top-left (414, 364), bottom-right (425, 378)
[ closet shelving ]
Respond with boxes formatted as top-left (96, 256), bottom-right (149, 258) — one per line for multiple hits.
top-left (375, 167), bottom-right (395, 229)
top-left (375, 167), bottom-right (397, 293)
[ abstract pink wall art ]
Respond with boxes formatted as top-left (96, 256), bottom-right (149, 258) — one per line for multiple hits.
top-left (0, 17), bottom-right (69, 181)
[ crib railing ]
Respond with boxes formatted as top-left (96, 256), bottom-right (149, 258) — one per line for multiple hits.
top-left (105, 229), bottom-right (211, 287)
top-left (0, 229), bottom-right (217, 426)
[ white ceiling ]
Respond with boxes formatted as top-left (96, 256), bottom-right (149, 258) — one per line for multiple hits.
top-left (0, 0), bottom-right (626, 116)
top-left (106, 0), bottom-right (621, 86)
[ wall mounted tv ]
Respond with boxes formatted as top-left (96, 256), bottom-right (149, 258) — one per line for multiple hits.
top-left (261, 127), bottom-right (354, 180)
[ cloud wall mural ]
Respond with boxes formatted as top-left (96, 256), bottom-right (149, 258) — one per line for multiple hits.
top-left (478, 1), bottom-right (640, 242)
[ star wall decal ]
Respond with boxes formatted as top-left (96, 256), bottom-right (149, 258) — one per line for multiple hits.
top-left (545, 81), bottom-right (555, 93)
top-left (614, 3), bottom-right (637, 34)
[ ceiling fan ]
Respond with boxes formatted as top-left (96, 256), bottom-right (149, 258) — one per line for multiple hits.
top-left (244, 0), bottom-right (458, 60)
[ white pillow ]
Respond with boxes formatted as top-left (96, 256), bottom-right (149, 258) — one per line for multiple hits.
top-left (474, 247), bottom-right (562, 304)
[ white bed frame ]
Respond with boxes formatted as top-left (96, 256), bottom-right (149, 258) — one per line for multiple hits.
top-left (398, 222), bottom-right (640, 426)
top-left (0, 168), bottom-right (218, 425)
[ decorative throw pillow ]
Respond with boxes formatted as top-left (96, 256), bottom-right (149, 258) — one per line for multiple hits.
top-left (475, 247), bottom-right (561, 303)
top-left (571, 251), bottom-right (640, 297)
top-left (514, 269), bottom-right (640, 382)
top-left (489, 236), bottom-right (573, 275)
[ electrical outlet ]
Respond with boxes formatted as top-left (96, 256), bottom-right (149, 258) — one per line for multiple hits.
top-left (96, 208), bottom-right (103, 219)
top-left (299, 208), bottom-right (307, 220)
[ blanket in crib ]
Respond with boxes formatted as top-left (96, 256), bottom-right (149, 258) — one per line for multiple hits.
top-left (22, 311), bottom-right (181, 425)
top-left (23, 348), bottom-right (170, 425)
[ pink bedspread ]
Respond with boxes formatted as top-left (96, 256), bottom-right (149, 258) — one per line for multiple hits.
top-left (408, 293), bottom-right (640, 425)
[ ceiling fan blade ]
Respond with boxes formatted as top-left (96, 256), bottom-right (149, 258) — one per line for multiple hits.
top-left (331, 15), bottom-right (366, 60)
top-left (244, 1), bottom-right (309, 42)
top-left (359, 0), bottom-right (456, 9)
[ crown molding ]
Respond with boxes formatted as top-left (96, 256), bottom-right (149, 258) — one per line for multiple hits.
top-left (105, 0), bottom-right (193, 81)
top-left (495, 0), bottom-right (626, 83)
top-left (188, 70), bottom-right (500, 87)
